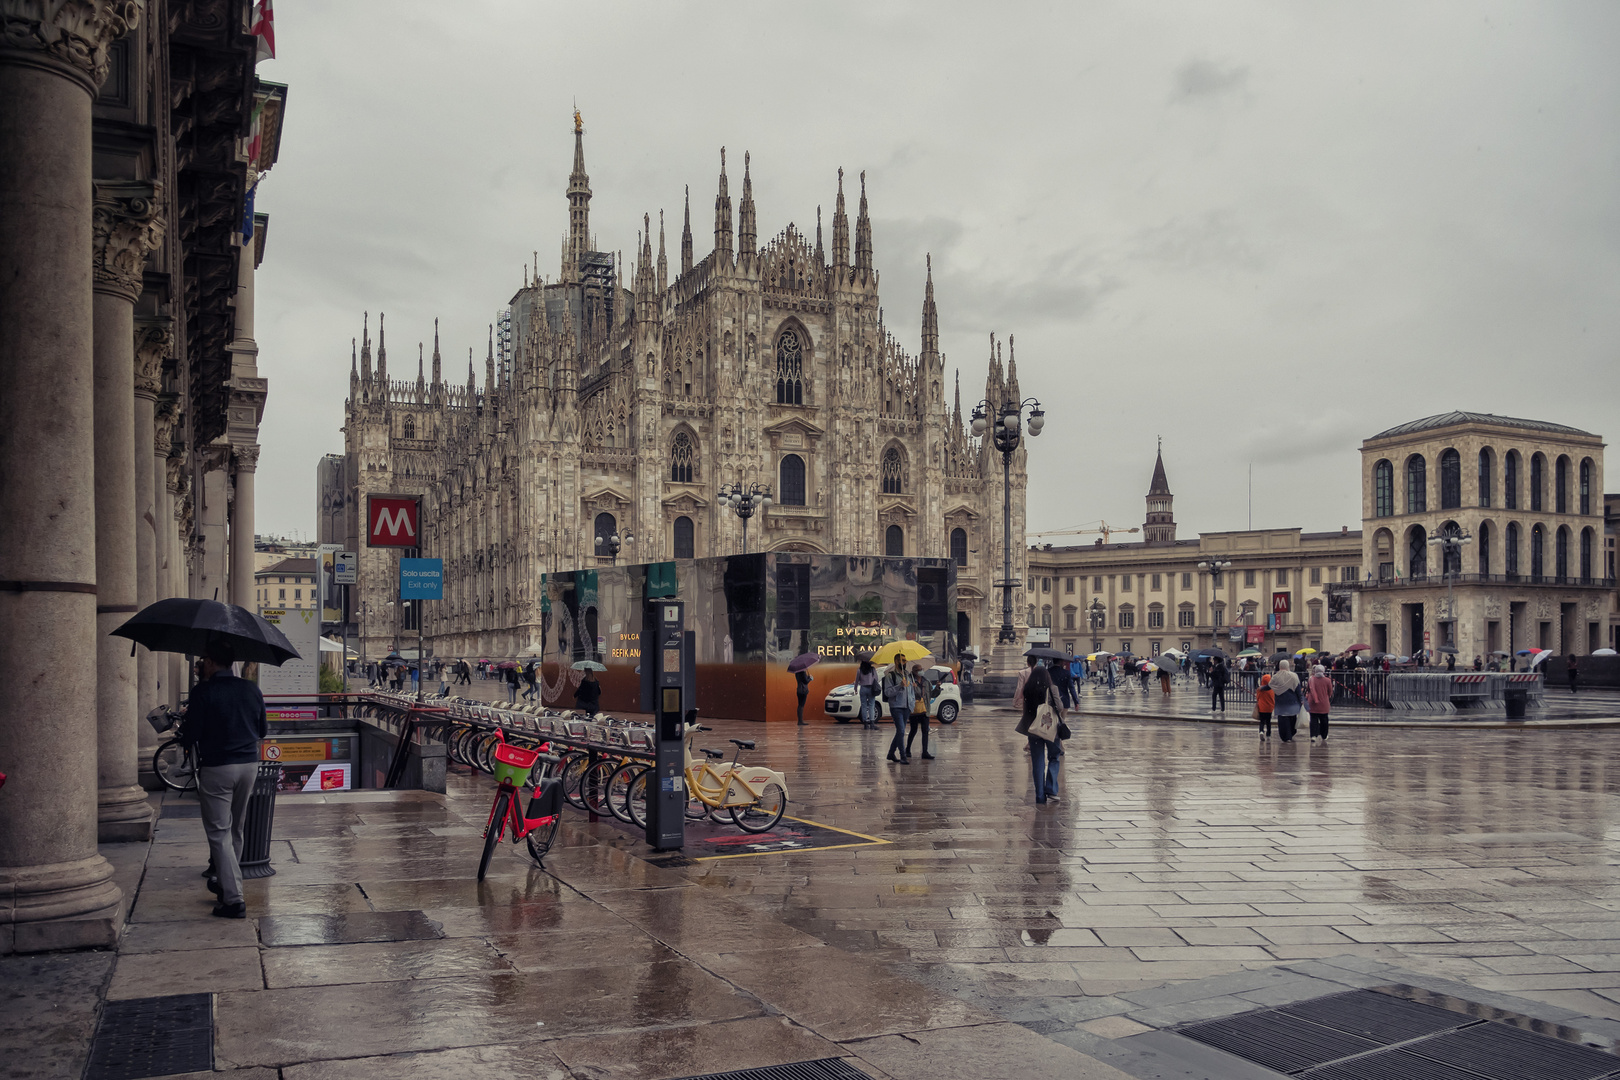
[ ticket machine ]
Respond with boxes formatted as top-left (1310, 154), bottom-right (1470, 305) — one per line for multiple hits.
top-left (644, 599), bottom-right (686, 851)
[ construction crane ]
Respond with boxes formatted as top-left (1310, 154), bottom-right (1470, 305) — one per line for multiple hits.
top-left (1028, 519), bottom-right (1140, 546)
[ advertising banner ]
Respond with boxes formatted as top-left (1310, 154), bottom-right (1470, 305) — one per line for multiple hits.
top-left (1246, 625), bottom-right (1266, 645)
top-left (258, 608), bottom-right (319, 694)
top-left (319, 544), bottom-right (343, 623)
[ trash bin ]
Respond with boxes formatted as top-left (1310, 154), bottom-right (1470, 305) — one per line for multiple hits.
top-left (1503, 687), bottom-right (1528, 720)
top-left (239, 762), bottom-right (280, 879)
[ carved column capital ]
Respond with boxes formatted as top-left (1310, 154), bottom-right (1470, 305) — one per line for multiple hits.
top-left (234, 444), bottom-right (260, 473)
top-left (133, 316), bottom-right (172, 399)
top-left (154, 397), bottom-right (178, 456)
top-left (0, 0), bottom-right (139, 95)
top-left (91, 179), bottom-right (165, 301)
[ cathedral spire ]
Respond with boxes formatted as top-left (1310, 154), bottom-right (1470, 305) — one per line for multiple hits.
top-left (714, 147), bottom-right (733, 265)
top-left (921, 253), bottom-right (939, 363)
top-left (351, 338), bottom-right (357, 376)
top-left (566, 108), bottom-right (592, 282)
top-left (831, 168), bottom-right (849, 267)
top-left (953, 369), bottom-right (962, 428)
top-left (680, 185), bottom-right (693, 276)
top-left (854, 170), bottom-right (873, 271)
top-left (431, 318), bottom-right (442, 384)
top-left (814, 205), bottom-right (824, 266)
top-left (376, 312), bottom-right (387, 383)
top-left (486, 323), bottom-right (496, 399)
top-left (738, 151), bottom-right (756, 261)
top-left (1143, 440), bottom-right (1176, 544)
top-left (1006, 332), bottom-right (1020, 402)
top-left (656, 209), bottom-right (668, 294)
top-left (360, 313), bottom-right (371, 381)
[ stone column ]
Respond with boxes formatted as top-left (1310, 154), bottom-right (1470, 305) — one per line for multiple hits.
top-left (92, 180), bottom-right (163, 841)
top-left (230, 447), bottom-right (258, 609)
top-left (154, 399), bottom-right (178, 706)
top-left (0, 0), bottom-right (136, 952)
top-left (133, 324), bottom-right (170, 782)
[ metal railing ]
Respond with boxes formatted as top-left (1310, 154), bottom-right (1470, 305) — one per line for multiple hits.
top-left (1360, 573), bottom-right (1615, 590)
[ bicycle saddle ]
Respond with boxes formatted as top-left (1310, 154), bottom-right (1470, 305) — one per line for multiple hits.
top-left (730, 739), bottom-right (755, 750)
top-left (700, 748), bottom-right (726, 760)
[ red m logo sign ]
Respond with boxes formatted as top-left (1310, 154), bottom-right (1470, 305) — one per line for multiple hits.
top-left (367, 496), bottom-right (419, 547)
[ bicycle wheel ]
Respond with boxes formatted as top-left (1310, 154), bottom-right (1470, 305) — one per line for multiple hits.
top-left (684, 790), bottom-right (713, 820)
top-left (153, 738), bottom-right (196, 792)
top-left (604, 761), bottom-right (642, 823)
top-left (478, 789), bottom-right (510, 881)
top-left (557, 752), bottom-right (591, 810)
top-left (524, 815), bottom-right (560, 865)
top-left (732, 783), bottom-right (787, 833)
top-left (474, 732), bottom-right (503, 774)
top-left (623, 766), bottom-right (651, 828)
top-left (580, 759), bottom-right (617, 816)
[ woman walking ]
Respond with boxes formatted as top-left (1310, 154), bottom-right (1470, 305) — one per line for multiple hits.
top-left (1255, 673), bottom-right (1274, 739)
top-left (795, 667), bottom-right (813, 726)
top-left (1014, 656), bottom-right (1063, 805)
top-left (1306, 663), bottom-right (1333, 742)
top-left (906, 664), bottom-right (934, 760)
top-left (855, 659), bottom-right (879, 728)
top-left (1271, 658), bottom-right (1302, 742)
top-left (882, 660), bottom-right (914, 763)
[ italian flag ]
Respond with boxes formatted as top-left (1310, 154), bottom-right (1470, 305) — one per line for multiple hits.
top-left (251, 0), bottom-right (276, 62)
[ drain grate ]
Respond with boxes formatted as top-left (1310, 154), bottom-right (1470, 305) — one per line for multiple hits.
top-left (84, 993), bottom-right (212, 1080)
top-left (1177, 989), bottom-right (1620, 1079)
top-left (1401, 1022), bottom-right (1620, 1080)
top-left (669, 1059), bottom-right (873, 1080)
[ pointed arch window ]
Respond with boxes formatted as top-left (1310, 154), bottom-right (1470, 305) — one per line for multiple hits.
top-left (403, 416), bottom-right (415, 440)
top-left (775, 329), bottom-right (804, 405)
top-left (670, 430), bottom-right (695, 484)
top-left (950, 527), bottom-right (968, 567)
top-left (882, 447), bottom-right (904, 495)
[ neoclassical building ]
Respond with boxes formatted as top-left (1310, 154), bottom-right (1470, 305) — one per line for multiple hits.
top-left (340, 118), bottom-right (1027, 662)
top-left (1355, 412), bottom-right (1610, 658)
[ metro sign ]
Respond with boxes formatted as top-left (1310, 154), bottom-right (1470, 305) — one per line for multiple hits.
top-left (367, 495), bottom-right (419, 547)
top-left (1272, 591), bottom-right (1291, 615)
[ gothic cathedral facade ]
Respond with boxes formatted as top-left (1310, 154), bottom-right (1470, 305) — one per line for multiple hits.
top-left (342, 119), bottom-right (1029, 661)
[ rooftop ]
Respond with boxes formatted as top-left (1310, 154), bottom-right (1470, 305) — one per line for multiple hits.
top-left (257, 557), bottom-right (316, 576)
top-left (1368, 411), bottom-right (1597, 442)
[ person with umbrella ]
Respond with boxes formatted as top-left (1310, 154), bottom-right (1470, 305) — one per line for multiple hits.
top-left (789, 653), bottom-right (817, 726)
top-left (881, 657), bottom-right (915, 763)
top-left (906, 663), bottom-right (936, 759)
top-left (573, 661), bottom-right (604, 715)
top-left (182, 639), bottom-right (267, 919)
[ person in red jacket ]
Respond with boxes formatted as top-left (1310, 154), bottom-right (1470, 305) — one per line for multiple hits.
top-left (1255, 674), bottom-right (1274, 740)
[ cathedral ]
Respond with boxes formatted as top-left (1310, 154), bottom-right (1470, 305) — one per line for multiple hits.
top-left (341, 115), bottom-right (1030, 661)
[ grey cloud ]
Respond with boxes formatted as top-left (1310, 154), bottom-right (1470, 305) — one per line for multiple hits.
top-left (1171, 58), bottom-right (1249, 102)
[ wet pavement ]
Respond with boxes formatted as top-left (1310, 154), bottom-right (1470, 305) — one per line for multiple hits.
top-left (6, 695), bottom-right (1620, 1078)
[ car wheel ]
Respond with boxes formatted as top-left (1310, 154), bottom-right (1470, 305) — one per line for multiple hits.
top-left (937, 701), bottom-right (959, 724)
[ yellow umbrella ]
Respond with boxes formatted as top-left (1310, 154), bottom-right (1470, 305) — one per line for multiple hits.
top-left (1294, 647), bottom-right (1318, 657)
top-left (870, 640), bottom-right (932, 666)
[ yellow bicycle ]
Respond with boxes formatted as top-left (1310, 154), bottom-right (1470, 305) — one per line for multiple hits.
top-left (626, 724), bottom-right (788, 832)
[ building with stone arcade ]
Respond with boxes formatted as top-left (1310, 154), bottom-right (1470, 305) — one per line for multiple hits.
top-left (1, 0), bottom-right (285, 953)
top-left (338, 118), bottom-right (1028, 665)
top-left (1354, 412), bottom-right (1610, 659)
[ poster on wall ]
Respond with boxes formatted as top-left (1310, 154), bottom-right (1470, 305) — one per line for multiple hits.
top-left (258, 608), bottom-right (319, 694)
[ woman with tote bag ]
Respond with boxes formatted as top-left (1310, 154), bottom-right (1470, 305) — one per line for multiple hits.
top-left (1015, 658), bottom-right (1064, 805)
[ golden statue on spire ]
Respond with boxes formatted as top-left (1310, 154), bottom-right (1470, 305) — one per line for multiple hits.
top-left (573, 107), bottom-right (582, 134)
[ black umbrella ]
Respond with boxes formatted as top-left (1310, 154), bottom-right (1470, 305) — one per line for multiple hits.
top-left (1024, 646), bottom-right (1070, 661)
top-left (111, 597), bottom-right (300, 666)
top-left (1150, 655), bottom-right (1183, 674)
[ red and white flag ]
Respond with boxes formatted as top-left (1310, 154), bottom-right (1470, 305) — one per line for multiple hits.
top-left (251, 0), bottom-right (276, 62)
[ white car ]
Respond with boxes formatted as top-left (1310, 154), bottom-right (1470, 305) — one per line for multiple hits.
top-left (823, 665), bottom-right (962, 724)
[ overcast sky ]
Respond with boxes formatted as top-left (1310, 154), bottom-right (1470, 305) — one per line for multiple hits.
top-left (251, 1), bottom-right (1620, 544)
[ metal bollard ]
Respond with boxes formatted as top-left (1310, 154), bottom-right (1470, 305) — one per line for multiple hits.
top-left (239, 762), bottom-right (280, 879)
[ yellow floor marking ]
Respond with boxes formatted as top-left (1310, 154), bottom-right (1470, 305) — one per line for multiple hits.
top-left (687, 814), bottom-right (890, 861)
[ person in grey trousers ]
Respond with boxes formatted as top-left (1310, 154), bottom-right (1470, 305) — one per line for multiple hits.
top-left (183, 639), bottom-right (268, 918)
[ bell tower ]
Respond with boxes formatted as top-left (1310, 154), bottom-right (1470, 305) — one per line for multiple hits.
top-left (1144, 438), bottom-right (1176, 544)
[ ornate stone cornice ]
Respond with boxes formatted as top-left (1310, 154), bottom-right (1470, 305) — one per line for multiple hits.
top-left (0, 0), bottom-right (139, 94)
top-left (133, 316), bottom-right (171, 399)
top-left (91, 179), bottom-right (164, 301)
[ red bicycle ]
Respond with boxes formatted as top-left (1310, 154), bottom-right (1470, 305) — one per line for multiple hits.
top-left (477, 731), bottom-right (563, 881)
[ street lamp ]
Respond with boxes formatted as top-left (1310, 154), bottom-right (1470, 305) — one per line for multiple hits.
top-left (1088, 599), bottom-right (1105, 650)
top-left (970, 395), bottom-right (1044, 646)
top-left (1427, 526), bottom-right (1472, 651)
top-left (1197, 559), bottom-right (1232, 649)
top-left (718, 480), bottom-right (772, 554)
top-left (596, 528), bottom-right (634, 564)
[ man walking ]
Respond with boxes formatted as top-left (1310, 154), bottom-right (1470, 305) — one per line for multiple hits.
top-left (184, 640), bottom-right (267, 919)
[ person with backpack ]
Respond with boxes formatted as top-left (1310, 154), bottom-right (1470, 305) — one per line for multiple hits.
top-left (1271, 658), bottom-right (1303, 742)
top-left (882, 659), bottom-right (914, 763)
top-left (522, 659), bottom-right (539, 701)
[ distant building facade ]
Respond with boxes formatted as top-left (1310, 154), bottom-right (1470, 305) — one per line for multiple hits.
top-left (255, 557), bottom-right (317, 613)
top-left (1355, 412), bottom-right (1611, 658)
top-left (1028, 451), bottom-right (1362, 656)
top-left (339, 118), bottom-right (1028, 662)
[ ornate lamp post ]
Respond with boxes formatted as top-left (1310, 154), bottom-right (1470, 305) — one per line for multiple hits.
top-left (970, 396), bottom-right (1044, 648)
top-left (1197, 558), bottom-right (1232, 650)
top-left (596, 527), bottom-right (634, 564)
top-left (1088, 599), bottom-right (1106, 650)
top-left (718, 481), bottom-right (772, 554)
top-left (1427, 526), bottom-right (1472, 651)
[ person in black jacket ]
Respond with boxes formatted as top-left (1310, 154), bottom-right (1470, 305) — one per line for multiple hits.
top-left (1210, 657), bottom-right (1229, 713)
top-left (574, 669), bottom-right (602, 714)
top-left (183, 639), bottom-right (267, 918)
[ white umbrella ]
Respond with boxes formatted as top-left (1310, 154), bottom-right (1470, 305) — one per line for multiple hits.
top-left (1592, 648), bottom-right (1617, 657)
